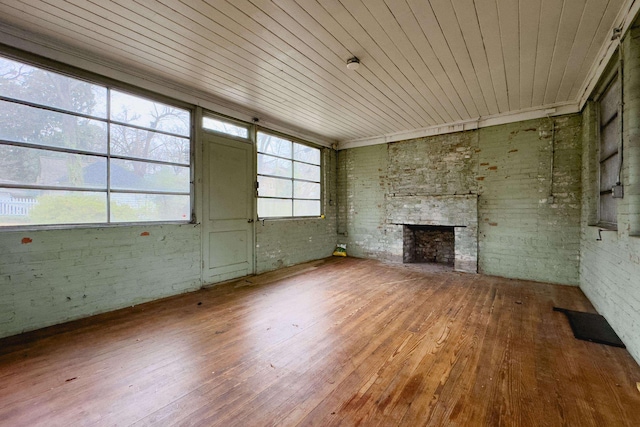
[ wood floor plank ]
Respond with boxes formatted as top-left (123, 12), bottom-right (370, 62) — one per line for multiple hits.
top-left (0, 257), bottom-right (639, 426)
top-left (287, 275), bottom-right (460, 426)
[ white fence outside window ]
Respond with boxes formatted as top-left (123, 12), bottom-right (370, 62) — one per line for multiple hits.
top-left (0, 197), bottom-right (38, 216)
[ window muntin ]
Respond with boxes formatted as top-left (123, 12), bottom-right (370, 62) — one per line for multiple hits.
top-left (598, 77), bottom-right (620, 227)
top-left (0, 55), bottom-right (192, 227)
top-left (257, 132), bottom-right (321, 218)
top-left (202, 116), bottom-right (249, 139)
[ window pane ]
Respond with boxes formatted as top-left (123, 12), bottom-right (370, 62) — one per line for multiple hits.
top-left (110, 193), bottom-right (190, 222)
top-left (599, 193), bottom-right (617, 225)
top-left (110, 90), bottom-right (190, 136)
top-left (0, 145), bottom-right (106, 188)
top-left (600, 155), bottom-right (619, 192)
top-left (110, 159), bottom-right (190, 192)
top-left (293, 143), bottom-right (320, 165)
top-left (600, 78), bottom-right (619, 126)
top-left (294, 200), bottom-right (321, 217)
top-left (203, 116), bottom-right (248, 138)
top-left (258, 198), bottom-right (291, 217)
top-left (294, 162), bottom-right (320, 182)
top-left (258, 176), bottom-right (292, 198)
top-left (110, 124), bottom-right (189, 164)
top-left (600, 120), bottom-right (618, 161)
top-left (257, 133), bottom-right (292, 157)
top-left (0, 56), bottom-right (107, 118)
top-left (0, 188), bottom-right (106, 226)
top-left (0, 100), bottom-right (108, 153)
top-left (258, 154), bottom-right (292, 178)
top-left (294, 181), bottom-right (320, 199)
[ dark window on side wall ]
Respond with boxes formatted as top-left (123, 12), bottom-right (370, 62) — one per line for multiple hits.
top-left (598, 76), bottom-right (620, 228)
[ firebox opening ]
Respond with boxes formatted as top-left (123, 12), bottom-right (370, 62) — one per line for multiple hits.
top-left (403, 225), bottom-right (455, 266)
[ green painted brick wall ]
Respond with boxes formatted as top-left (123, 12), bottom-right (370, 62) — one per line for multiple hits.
top-left (478, 115), bottom-right (582, 284)
top-left (0, 224), bottom-right (202, 338)
top-left (337, 144), bottom-right (391, 260)
top-left (337, 115), bottom-right (583, 285)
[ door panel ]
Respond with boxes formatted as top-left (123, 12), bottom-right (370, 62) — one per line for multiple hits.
top-left (208, 230), bottom-right (248, 268)
top-left (202, 133), bottom-right (254, 284)
top-left (209, 143), bottom-right (250, 219)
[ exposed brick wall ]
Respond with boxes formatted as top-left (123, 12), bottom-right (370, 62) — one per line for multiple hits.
top-left (388, 131), bottom-right (478, 196)
top-left (580, 24), bottom-right (640, 364)
top-left (255, 148), bottom-right (337, 273)
top-left (255, 217), bottom-right (336, 273)
top-left (477, 115), bottom-right (583, 284)
top-left (0, 224), bottom-right (201, 338)
top-left (337, 115), bottom-right (582, 285)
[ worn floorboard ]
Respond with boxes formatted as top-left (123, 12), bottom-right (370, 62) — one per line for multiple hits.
top-left (1, 257), bottom-right (639, 426)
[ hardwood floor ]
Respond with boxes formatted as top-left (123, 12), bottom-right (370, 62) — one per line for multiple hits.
top-left (1, 257), bottom-right (639, 426)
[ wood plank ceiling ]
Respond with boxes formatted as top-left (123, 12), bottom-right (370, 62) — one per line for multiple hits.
top-left (0, 0), bottom-right (630, 143)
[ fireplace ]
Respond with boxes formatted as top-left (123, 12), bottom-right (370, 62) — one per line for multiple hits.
top-left (387, 195), bottom-right (478, 273)
top-left (403, 225), bottom-right (455, 265)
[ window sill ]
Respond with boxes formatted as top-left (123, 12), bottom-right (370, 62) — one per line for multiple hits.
top-left (258, 216), bottom-right (324, 222)
top-left (0, 220), bottom-right (194, 233)
top-left (591, 222), bottom-right (618, 232)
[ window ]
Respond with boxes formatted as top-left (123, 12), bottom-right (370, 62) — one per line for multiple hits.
top-left (598, 76), bottom-right (620, 227)
top-left (202, 115), bottom-right (249, 139)
top-left (257, 132), bottom-right (321, 218)
top-left (0, 55), bottom-right (191, 227)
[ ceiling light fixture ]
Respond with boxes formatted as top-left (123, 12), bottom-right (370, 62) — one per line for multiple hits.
top-left (346, 57), bottom-right (360, 70)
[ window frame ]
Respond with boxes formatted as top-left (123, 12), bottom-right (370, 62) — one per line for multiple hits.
top-left (595, 73), bottom-right (621, 230)
top-left (0, 48), bottom-right (195, 230)
top-left (256, 129), bottom-right (323, 219)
